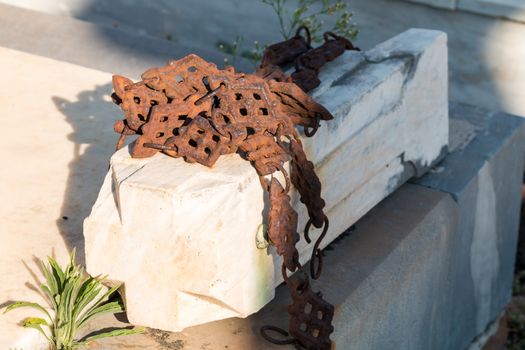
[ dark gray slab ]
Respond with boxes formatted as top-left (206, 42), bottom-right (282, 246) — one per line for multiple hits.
top-left (413, 102), bottom-right (525, 349)
top-left (415, 102), bottom-right (525, 200)
top-left (0, 3), bottom-right (230, 79)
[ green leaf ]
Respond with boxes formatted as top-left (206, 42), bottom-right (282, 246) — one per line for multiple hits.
top-left (4, 301), bottom-right (52, 321)
top-left (89, 283), bottom-right (121, 311)
top-left (23, 317), bottom-right (49, 327)
top-left (70, 248), bottom-right (77, 267)
top-left (77, 301), bottom-right (123, 329)
top-left (80, 327), bottom-right (145, 344)
top-left (41, 260), bottom-right (58, 296)
top-left (48, 257), bottom-right (65, 291)
top-left (22, 317), bottom-right (52, 343)
top-left (72, 283), bottom-right (102, 323)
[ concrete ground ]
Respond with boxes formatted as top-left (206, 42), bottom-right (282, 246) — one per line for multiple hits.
top-left (1, 0), bottom-right (524, 116)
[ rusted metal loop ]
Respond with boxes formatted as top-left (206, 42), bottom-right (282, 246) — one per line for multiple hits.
top-left (143, 142), bottom-right (177, 151)
top-left (303, 213), bottom-right (328, 248)
top-left (307, 216), bottom-right (329, 280)
top-left (282, 261), bottom-right (292, 282)
top-left (303, 114), bottom-right (320, 137)
top-left (270, 162), bottom-right (291, 194)
top-left (281, 258), bottom-right (305, 282)
top-left (295, 25), bottom-right (312, 47)
top-left (304, 215), bottom-right (329, 244)
top-left (260, 165), bottom-right (290, 194)
top-left (323, 31), bottom-right (360, 51)
top-left (259, 175), bottom-right (270, 192)
top-left (194, 83), bottom-right (225, 106)
top-left (260, 325), bottom-right (297, 345)
top-left (303, 218), bottom-right (314, 244)
top-left (116, 133), bottom-right (127, 151)
top-left (323, 31), bottom-right (340, 42)
top-left (294, 55), bottom-right (307, 71)
top-left (275, 124), bottom-right (294, 153)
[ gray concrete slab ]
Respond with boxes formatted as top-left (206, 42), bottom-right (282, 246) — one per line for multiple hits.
top-left (406, 0), bottom-right (525, 22)
top-left (0, 3), bottom-right (228, 79)
top-left (414, 102), bottom-right (525, 348)
top-left (458, 0), bottom-right (525, 22)
top-left (416, 102), bottom-right (525, 199)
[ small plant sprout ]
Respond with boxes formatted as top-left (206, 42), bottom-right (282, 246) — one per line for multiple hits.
top-left (261, 0), bottom-right (358, 42)
top-left (216, 35), bottom-right (244, 67)
top-left (216, 0), bottom-right (358, 69)
top-left (3, 249), bottom-right (144, 350)
top-left (217, 38), bottom-right (267, 70)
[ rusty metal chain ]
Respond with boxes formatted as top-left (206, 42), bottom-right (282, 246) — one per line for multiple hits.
top-left (260, 27), bottom-right (360, 93)
top-left (261, 25), bottom-right (312, 68)
top-left (110, 31), bottom-right (355, 349)
top-left (261, 268), bottom-right (334, 350)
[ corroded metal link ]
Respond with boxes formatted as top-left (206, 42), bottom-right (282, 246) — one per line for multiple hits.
top-left (267, 80), bottom-right (333, 135)
top-left (287, 269), bottom-right (334, 350)
top-left (264, 265), bottom-right (334, 350)
top-left (305, 216), bottom-right (329, 280)
top-left (112, 75), bottom-right (168, 133)
top-left (254, 64), bottom-right (292, 83)
top-left (260, 325), bottom-right (297, 346)
top-left (241, 134), bottom-right (290, 176)
top-left (268, 178), bottom-right (300, 272)
top-left (260, 25), bottom-right (312, 68)
top-left (260, 30), bottom-right (358, 93)
top-left (290, 32), bottom-right (360, 92)
top-left (141, 54), bottom-right (224, 100)
top-left (289, 139), bottom-right (326, 229)
top-left (290, 68), bottom-right (321, 94)
top-left (134, 95), bottom-right (212, 158)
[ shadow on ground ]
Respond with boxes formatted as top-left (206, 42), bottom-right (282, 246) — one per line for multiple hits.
top-left (52, 83), bottom-right (119, 264)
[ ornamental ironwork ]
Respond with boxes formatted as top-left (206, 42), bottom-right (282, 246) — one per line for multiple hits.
top-left (110, 29), bottom-right (358, 349)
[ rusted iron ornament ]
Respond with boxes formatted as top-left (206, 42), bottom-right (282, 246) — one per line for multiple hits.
top-left (110, 28), bottom-right (358, 350)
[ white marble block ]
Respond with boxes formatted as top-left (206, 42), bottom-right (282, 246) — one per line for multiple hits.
top-left (84, 28), bottom-right (449, 332)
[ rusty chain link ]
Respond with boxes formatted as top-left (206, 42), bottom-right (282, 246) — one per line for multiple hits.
top-left (110, 30), bottom-right (357, 349)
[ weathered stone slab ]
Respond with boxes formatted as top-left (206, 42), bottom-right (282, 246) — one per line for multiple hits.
top-left (84, 28), bottom-right (448, 332)
top-left (405, 0), bottom-right (458, 9)
top-left (457, 0), bottom-right (525, 23)
top-left (412, 102), bottom-right (525, 347)
top-left (404, 0), bottom-right (525, 22)
top-left (81, 103), bottom-right (525, 350)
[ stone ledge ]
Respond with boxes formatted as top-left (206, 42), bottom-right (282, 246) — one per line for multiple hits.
top-left (412, 102), bottom-right (525, 348)
top-left (404, 0), bottom-right (525, 23)
top-left (82, 103), bottom-right (525, 350)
